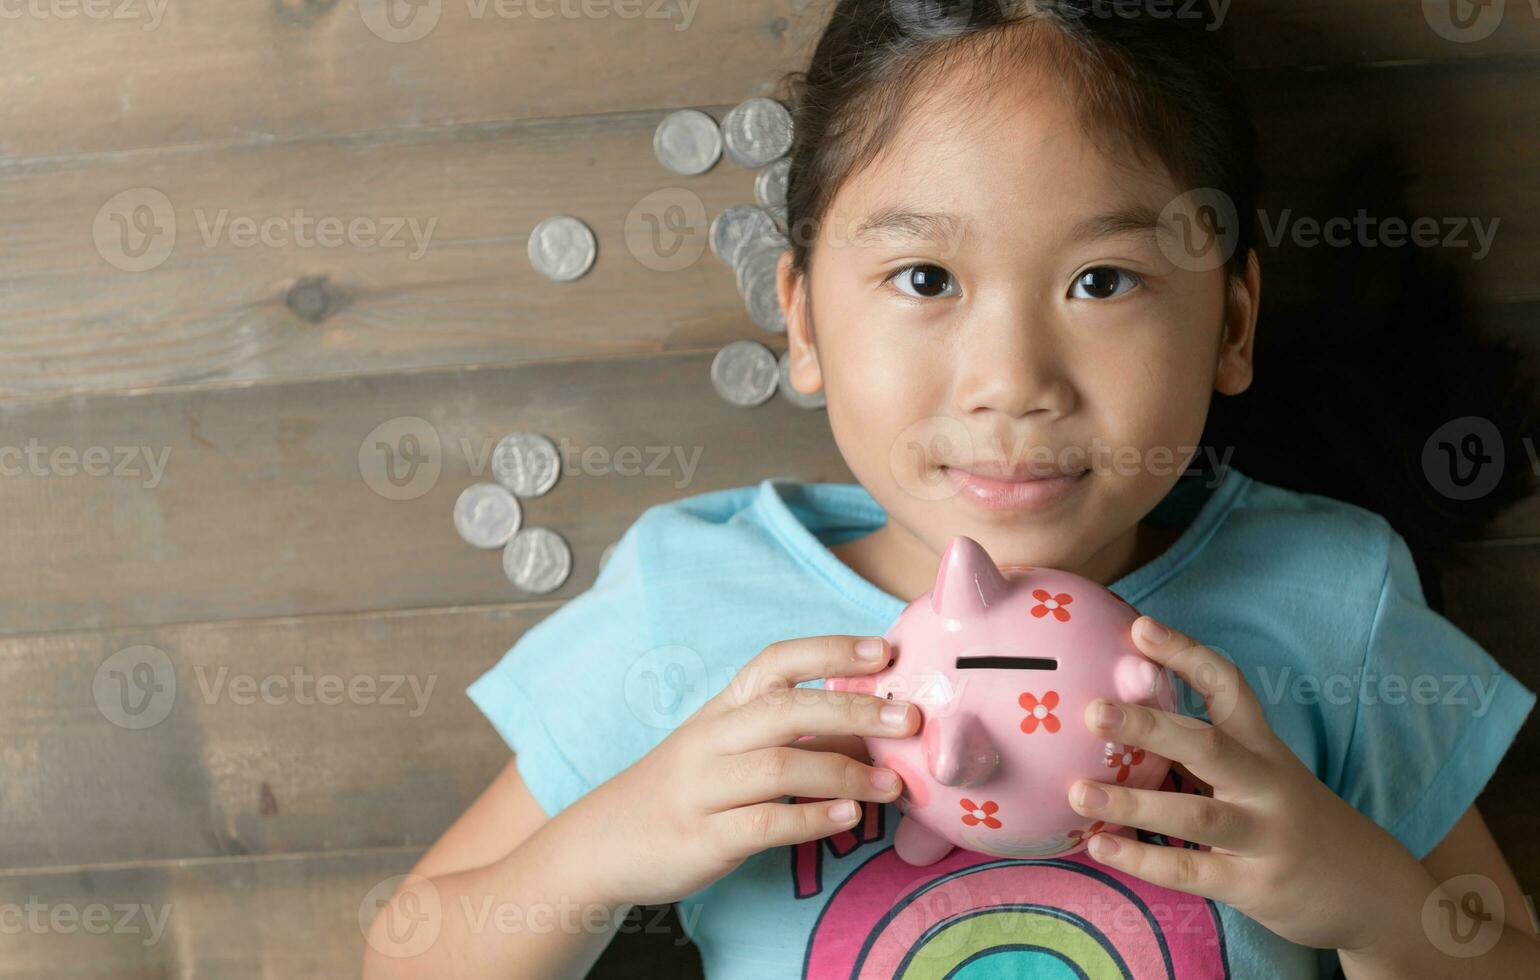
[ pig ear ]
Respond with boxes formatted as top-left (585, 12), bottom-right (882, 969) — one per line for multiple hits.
top-left (1114, 652), bottom-right (1168, 705)
top-left (930, 536), bottom-right (1009, 623)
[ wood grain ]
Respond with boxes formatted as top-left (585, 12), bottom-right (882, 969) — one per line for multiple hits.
top-left (0, 846), bottom-right (702, 978)
top-left (4, 1), bottom-right (1539, 162)
top-left (4, 57), bottom-right (1538, 396)
top-left (0, 109), bottom-right (766, 395)
top-left (0, 603), bottom-right (527, 869)
top-left (0, 348), bottom-right (851, 637)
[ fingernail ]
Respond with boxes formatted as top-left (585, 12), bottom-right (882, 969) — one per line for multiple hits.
top-left (1096, 702), bottom-right (1124, 730)
top-left (856, 637), bottom-right (886, 661)
top-left (1089, 834), bottom-right (1120, 857)
top-left (881, 703), bottom-right (910, 728)
top-left (1075, 783), bottom-right (1109, 810)
top-left (1136, 617), bottom-right (1170, 645)
top-left (871, 769), bottom-right (899, 791)
top-left (830, 800), bottom-right (859, 822)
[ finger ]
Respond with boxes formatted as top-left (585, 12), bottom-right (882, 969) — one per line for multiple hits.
top-left (1085, 699), bottom-right (1265, 792)
top-left (710, 797), bottom-right (869, 858)
top-left (1068, 779), bottom-right (1255, 851)
top-left (1082, 830), bottom-right (1243, 905)
top-left (791, 733), bottom-right (873, 762)
top-left (703, 745), bottom-right (903, 812)
top-left (706, 635), bottom-right (891, 716)
top-left (709, 687), bottom-right (918, 755)
top-left (1130, 616), bottom-right (1274, 751)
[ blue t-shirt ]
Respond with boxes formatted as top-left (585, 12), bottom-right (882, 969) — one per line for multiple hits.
top-left (466, 466), bottom-right (1535, 979)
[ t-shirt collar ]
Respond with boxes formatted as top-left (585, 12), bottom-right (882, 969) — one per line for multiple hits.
top-left (755, 466), bottom-right (1252, 620)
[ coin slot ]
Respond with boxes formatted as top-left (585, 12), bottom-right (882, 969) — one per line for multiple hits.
top-left (954, 656), bottom-right (1058, 670)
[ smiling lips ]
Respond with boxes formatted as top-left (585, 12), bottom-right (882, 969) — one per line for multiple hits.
top-left (941, 462), bottom-right (1090, 512)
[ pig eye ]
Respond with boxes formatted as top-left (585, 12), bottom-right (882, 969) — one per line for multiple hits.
top-left (955, 656), bottom-right (1058, 671)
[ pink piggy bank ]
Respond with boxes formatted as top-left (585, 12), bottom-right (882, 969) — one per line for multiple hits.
top-left (826, 535), bottom-right (1177, 866)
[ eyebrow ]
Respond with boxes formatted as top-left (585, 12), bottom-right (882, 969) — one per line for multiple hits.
top-left (851, 203), bottom-right (1166, 248)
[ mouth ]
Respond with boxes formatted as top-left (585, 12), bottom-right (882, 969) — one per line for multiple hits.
top-left (941, 464), bottom-right (1089, 513)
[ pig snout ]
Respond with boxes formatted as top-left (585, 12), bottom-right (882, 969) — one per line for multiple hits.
top-left (922, 710), bottom-right (1000, 788)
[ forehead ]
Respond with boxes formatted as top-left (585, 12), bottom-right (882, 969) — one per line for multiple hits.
top-left (827, 61), bottom-right (1178, 242)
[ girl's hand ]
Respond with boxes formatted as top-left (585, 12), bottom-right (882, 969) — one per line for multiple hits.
top-left (1065, 615), bottom-right (1419, 953)
top-left (587, 635), bottom-right (915, 908)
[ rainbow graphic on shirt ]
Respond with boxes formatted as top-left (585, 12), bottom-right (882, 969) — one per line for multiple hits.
top-left (801, 842), bottom-right (1229, 979)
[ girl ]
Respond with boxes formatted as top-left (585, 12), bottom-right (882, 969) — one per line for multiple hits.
top-left (366, 2), bottom-right (1540, 977)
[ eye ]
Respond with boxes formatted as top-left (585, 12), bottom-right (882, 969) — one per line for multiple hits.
top-left (1070, 266), bottom-right (1143, 300)
top-left (885, 263), bottom-right (958, 300)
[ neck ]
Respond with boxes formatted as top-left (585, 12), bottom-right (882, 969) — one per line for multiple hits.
top-left (834, 518), bottom-right (1173, 604)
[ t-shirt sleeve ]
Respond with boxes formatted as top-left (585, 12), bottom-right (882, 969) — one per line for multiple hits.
top-left (465, 515), bottom-right (656, 819)
top-left (1333, 529), bottom-right (1536, 861)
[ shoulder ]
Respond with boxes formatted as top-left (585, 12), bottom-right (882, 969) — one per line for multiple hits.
top-left (1216, 471), bottom-right (1404, 610)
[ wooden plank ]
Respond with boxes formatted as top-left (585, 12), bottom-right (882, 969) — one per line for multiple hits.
top-left (0, 348), bottom-right (851, 636)
top-left (5, 1), bottom-right (1540, 161)
top-left (0, 0), bottom-right (823, 160)
top-left (0, 847), bottom-right (702, 978)
top-left (1247, 56), bottom-right (1539, 310)
top-left (0, 604), bottom-right (528, 869)
top-left (0, 108), bottom-right (766, 395)
top-left (5, 57), bottom-right (1540, 396)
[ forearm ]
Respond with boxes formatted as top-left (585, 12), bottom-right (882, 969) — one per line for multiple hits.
top-left (362, 795), bottom-right (631, 980)
top-left (1338, 860), bottom-right (1540, 979)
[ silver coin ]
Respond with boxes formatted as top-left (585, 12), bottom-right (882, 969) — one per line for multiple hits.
top-left (528, 216), bottom-right (597, 282)
top-left (736, 247), bottom-right (787, 332)
top-left (710, 340), bottom-right (779, 407)
top-left (722, 97), bottom-right (793, 168)
top-left (778, 349), bottom-right (825, 410)
top-left (492, 432), bottom-right (562, 498)
top-left (502, 526), bottom-right (573, 594)
top-left (755, 158), bottom-right (791, 209)
top-left (654, 109), bottom-right (723, 176)
top-left (734, 241), bottom-right (785, 297)
top-left (711, 204), bottom-right (787, 268)
top-left (453, 483), bottom-right (522, 549)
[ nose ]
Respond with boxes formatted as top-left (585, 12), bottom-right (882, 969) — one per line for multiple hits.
top-left (951, 297), bottom-right (1076, 420)
top-left (922, 709), bottom-right (1000, 788)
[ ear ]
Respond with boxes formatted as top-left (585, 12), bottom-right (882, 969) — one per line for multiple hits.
top-left (778, 250), bottom-right (823, 396)
top-left (1215, 249), bottom-right (1261, 396)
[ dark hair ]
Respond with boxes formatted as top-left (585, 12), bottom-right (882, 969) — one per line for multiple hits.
top-left (775, 0), bottom-right (1538, 598)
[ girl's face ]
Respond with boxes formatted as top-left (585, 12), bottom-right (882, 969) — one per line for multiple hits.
top-left (779, 63), bottom-right (1260, 587)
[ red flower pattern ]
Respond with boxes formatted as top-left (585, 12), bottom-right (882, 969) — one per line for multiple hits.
top-left (1030, 589), bottom-right (1073, 622)
top-left (1018, 690), bottom-right (1060, 734)
top-left (960, 798), bottom-right (1002, 829)
top-left (1104, 743), bottom-right (1145, 783)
